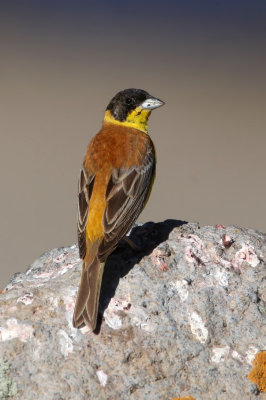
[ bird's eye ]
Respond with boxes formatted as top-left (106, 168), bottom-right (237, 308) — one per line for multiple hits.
top-left (126, 98), bottom-right (133, 105)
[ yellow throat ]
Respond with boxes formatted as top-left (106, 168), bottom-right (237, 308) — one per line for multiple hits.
top-left (104, 107), bottom-right (151, 133)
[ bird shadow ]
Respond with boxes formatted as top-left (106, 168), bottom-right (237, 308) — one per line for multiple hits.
top-left (94, 219), bottom-right (187, 334)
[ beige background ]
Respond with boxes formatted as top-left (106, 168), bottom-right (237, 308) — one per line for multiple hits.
top-left (1, 1), bottom-right (266, 288)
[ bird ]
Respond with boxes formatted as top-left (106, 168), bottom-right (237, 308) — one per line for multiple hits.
top-left (73, 88), bottom-right (165, 331)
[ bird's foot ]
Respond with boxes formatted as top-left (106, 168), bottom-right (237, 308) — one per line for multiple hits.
top-left (124, 237), bottom-right (141, 252)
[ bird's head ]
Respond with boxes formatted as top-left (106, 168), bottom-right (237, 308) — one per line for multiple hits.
top-left (104, 88), bottom-right (165, 133)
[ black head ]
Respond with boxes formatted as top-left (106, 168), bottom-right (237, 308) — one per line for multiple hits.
top-left (106, 88), bottom-right (164, 122)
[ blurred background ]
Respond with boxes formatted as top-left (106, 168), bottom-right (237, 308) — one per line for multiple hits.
top-left (1, 0), bottom-right (266, 287)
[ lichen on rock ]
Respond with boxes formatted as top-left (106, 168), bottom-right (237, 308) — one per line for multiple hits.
top-left (0, 221), bottom-right (265, 399)
top-left (0, 359), bottom-right (17, 399)
top-left (248, 351), bottom-right (266, 392)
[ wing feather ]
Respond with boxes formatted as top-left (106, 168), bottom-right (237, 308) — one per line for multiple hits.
top-left (77, 167), bottom-right (95, 259)
top-left (98, 145), bottom-right (155, 261)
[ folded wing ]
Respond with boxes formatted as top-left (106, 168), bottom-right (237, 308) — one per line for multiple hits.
top-left (98, 144), bottom-right (155, 260)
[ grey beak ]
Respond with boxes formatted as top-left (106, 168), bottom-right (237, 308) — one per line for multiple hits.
top-left (140, 97), bottom-right (165, 110)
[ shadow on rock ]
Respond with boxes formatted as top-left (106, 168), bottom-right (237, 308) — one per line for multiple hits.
top-left (94, 219), bottom-right (187, 333)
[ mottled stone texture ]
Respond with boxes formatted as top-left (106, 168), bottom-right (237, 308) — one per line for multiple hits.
top-left (0, 221), bottom-right (265, 400)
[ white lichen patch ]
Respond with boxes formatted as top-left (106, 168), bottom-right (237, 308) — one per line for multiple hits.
top-left (245, 345), bottom-right (259, 365)
top-left (4, 282), bottom-right (23, 292)
top-left (57, 329), bottom-right (73, 357)
top-left (171, 280), bottom-right (189, 301)
top-left (103, 309), bottom-right (122, 330)
top-left (17, 292), bottom-right (34, 305)
top-left (189, 312), bottom-right (208, 344)
top-left (231, 350), bottom-right (245, 363)
top-left (135, 320), bottom-right (154, 333)
top-left (0, 318), bottom-right (34, 342)
top-left (129, 305), bottom-right (155, 333)
top-left (212, 268), bottom-right (229, 287)
top-left (102, 297), bottom-right (133, 330)
top-left (182, 234), bottom-right (204, 249)
top-left (96, 370), bottom-right (108, 387)
top-left (32, 271), bottom-right (54, 280)
top-left (211, 346), bottom-right (230, 363)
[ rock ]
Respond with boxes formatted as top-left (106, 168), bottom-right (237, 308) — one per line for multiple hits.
top-left (0, 221), bottom-right (265, 400)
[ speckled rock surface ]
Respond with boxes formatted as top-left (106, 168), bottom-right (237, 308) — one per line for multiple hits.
top-left (0, 221), bottom-right (265, 400)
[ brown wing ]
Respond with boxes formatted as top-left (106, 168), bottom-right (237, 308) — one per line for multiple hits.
top-left (77, 167), bottom-right (95, 259)
top-left (98, 144), bottom-right (155, 261)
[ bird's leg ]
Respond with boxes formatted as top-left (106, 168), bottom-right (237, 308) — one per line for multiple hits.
top-left (124, 237), bottom-right (141, 252)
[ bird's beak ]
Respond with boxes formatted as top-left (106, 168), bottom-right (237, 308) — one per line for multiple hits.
top-left (140, 97), bottom-right (165, 110)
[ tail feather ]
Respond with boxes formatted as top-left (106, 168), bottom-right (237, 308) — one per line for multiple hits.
top-left (73, 257), bottom-right (105, 330)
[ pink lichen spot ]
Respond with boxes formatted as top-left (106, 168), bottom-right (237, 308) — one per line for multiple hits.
top-left (110, 298), bottom-right (123, 310)
top-left (0, 318), bottom-right (34, 342)
top-left (34, 271), bottom-right (53, 280)
top-left (53, 253), bottom-right (66, 263)
top-left (151, 249), bottom-right (168, 271)
top-left (185, 247), bottom-right (196, 263)
top-left (63, 296), bottom-right (76, 313)
top-left (180, 234), bottom-right (207, 265)
top-left (215, 224), bottom-right (226, 229)
top-left (231, 244), bottom-right (260, 270)
top-left (158, 260), bottom-right (168, 271)
top-left (96, 370), bottom-right (108, 387)
top-left (17, 292), bottom-right (34, 305)
top-left (222, 234), bottom-right (234, 248)
top-left (108, 298), bottom-right (131, 312)
top-left (55, 262), bottom-right (78, 277)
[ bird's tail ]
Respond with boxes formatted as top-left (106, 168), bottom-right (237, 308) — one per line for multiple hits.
top-left (73, 257), bottom-right (105, 331)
